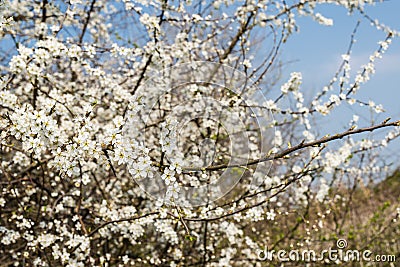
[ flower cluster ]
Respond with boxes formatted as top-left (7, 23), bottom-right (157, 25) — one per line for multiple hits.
top-left (0, 0), bottom-right (398, 266)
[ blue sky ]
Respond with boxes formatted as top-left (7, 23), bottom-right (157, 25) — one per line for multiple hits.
top-left (281, 1), bottom-right (400, 158)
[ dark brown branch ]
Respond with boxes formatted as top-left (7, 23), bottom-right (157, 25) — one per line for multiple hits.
top-left (79, 0), bottom-right (96, 43)
top-left (183, 119), bottom-right (400, 172)
top-left (130, 54), bottom-right (153, 95)
top-left (87, 212), bottom-right (159, 237)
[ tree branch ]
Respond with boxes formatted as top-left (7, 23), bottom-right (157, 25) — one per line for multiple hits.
top-left (79, 0), bottom-right (96, 43)
top-left (183, 119), bottom-right (400, 172)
